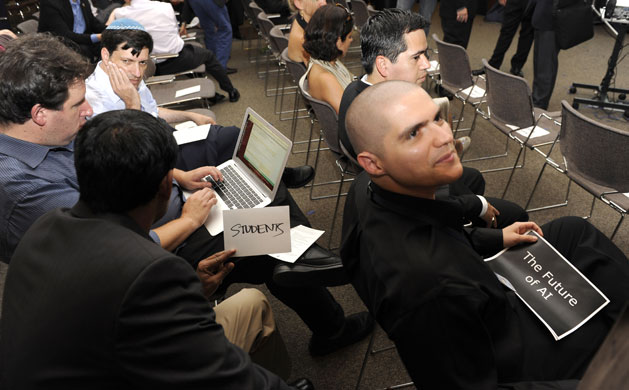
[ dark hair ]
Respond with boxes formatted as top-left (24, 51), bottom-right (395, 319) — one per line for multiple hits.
top-left (303, 4), bottom-right (354, 62)
top-left (74, 110), bottom-right (178, 214)
top-left (101, 29), bottom-right (153, 56)
top-left (0, 34), bottom-right (90, 126)
top-left (360, 9), bottom-right (427, 74)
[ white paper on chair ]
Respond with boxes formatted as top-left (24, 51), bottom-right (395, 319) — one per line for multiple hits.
top-left (624, 193), bottom-right (629, 199)
top-left (175, 85), bottom-right (201, 97)
top-left (269, 225), bottom-right (325, 263)
top-left (506, 124), bottom-right (550, 139)
top-left (460, 86), bottom-right (485, 98)
top-left (172, 124), bottom-right (211, 145)
top-left (428, 60), bottom-right (439, 72)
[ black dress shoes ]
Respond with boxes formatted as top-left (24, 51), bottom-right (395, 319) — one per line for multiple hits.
top-left (228, 88), bottom-right (240, 102)
top-left (209, 93), bottom-right (226, 105)
top-left (471, 68), bottom-right (485, 76)
top-left (282, 165), bottom-right (315, 188)
top-left (510, 67), bottom-right (524, 77)
top-left (309, 311), bottom-right (375, 356)
top-left (226, 67), bottom-right (238, 74)
top-left (289, 378), bottom-right (314, 390)
top-left (273, 243), bottom-right (349, 287)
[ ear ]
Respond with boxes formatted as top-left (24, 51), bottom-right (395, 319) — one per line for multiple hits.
top-left (157, 170), bottom-right (174, 200)
top-left (101, 47), bottom-right (110, 63)
top-left (357, 151), bottom-right (386, 177)
top-left (374, 55), bottom-right (391, 79)
top-left (30, 104), bottom-right (47, 127)
top-left (336, 36), bottom-right (344, 51)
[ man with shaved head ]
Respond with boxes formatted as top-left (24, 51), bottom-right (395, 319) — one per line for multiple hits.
top-left (338, 8), bottom-right (528, 230)
top-left (341, 80), bottom-right (629, 389)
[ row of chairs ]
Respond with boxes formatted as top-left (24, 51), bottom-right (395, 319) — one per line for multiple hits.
top-left (433, 35), bottom-right (628, 240)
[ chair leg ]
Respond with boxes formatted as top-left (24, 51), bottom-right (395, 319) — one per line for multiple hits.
top-left (355, 330), bottom-right (376, 390)
top-left (525, 163), bottom-right (571, 212)
top-left (610, 213), bottom-right (625, 240)
top-left (501, 144), bottom-right (525, 199)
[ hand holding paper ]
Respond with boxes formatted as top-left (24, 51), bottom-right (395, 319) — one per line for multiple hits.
top-left (502, 221), bottom-right (543, 248)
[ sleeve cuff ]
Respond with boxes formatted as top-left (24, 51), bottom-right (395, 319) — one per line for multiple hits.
top-left (477, 195), bottom-right (488, 217)
top-left (149, 230), bottom-right (161, 245)
top-left (90, 34), bottom-right (99, 43)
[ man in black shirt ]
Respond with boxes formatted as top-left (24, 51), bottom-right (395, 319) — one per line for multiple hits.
top-left (341, 80), bottom-right (629, 389)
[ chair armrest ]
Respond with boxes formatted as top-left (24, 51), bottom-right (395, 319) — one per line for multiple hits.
top-left (150, 53), bottom-right (179, 60)
top-left (145, 75), bottom-right (176, 85)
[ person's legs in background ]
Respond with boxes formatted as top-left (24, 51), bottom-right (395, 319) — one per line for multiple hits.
top-left (532, 28), bottom-right (559, 109)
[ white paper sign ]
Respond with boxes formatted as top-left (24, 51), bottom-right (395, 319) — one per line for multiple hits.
top-left (506, 124), bottom-right (551, 139)
top-left (223, 206), bottom-right (291, 257)
top-left (175, 85), bottom-right (201, 97)
top-left (460, 85), bottom-right (485, 99)
top-left (270, 225), bottom-right (325, 263)
top-left (428, 60), bottom-right (439, 72)
top-left (172, 124), bottom-right (211, 145)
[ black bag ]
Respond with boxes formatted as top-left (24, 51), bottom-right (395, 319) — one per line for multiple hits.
top-left (553, 0), bottom-right (594, 50)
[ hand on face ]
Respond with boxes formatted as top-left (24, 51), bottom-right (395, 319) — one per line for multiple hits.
top-left (103, 59), bottom-right (141, 110)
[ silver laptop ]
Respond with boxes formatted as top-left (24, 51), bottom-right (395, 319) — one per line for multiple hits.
top-left (201, 107), bottom-right (292, 236)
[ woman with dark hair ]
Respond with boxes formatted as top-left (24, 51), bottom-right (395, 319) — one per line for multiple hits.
top-left (299, 4), bottom-right (355, 113)
top-left (286, 0), bottom-right (327, 65)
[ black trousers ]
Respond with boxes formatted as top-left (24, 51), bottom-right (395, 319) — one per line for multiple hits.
top-left (488, 0), bottom-right (534, 71)
top-left (156, 44), bottom-right (235, 93)
top-left (532, 29), bottom-right (560, 109)
top-left (440, 1), bottom-right (477, 49)
top-left (175, 125), bottom-right (240, 171)
top-left (176, 184), bottom-right (347, 338)
top-left (518, 216), bottom-right (629, 380)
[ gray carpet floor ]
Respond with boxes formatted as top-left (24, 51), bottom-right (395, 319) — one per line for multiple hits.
top-left (1, 7), bottom-right (628, 390)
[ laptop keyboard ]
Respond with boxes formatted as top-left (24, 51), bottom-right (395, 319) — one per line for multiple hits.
top-left (206, 165), bottom-right (263, 209)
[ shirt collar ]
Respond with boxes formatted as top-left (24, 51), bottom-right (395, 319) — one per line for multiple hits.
top-left (367, 179), bottom-right (466, 231)
top-left (0, 133), bottom-right (74, 169)
top-left (360, 74), bottom-right (372, 85)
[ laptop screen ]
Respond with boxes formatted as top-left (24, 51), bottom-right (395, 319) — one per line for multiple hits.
top-left (235, 113), bottom-right (291, 191)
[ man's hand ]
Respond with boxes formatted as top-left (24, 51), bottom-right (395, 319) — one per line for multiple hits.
top-left (181, 187), bottom-right (217, 227)
top-left (103, 60), bottom-right (141, 110)
top-left (456, 7), bottom-right (469, 23)
top-left (196, 249), bottom-right (236, 298)
top-left (175, 166), bottom-right (223, 191)
top-left (189, 111), bottom-right (216, 125)
top-left (179, 24), bottom-right (188, 37)
top-left (481, 202), bottom-right (500, 228)
top-left (502, 221), bottom-right (543, 248)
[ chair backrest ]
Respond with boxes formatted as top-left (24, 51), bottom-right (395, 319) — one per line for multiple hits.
top-left (281, 47), bottom-right (306, 82)
top-left (256, 11), bottom-right (274, 39)
top-left (350, 0), bottom-right (370, 29)
top-left (432, 34), bottom-right (473, 91)
top-left (482, 58), bottom-right (535, 129)
top-left (300, 78), bottom-right (341, 154)
top-left (270, 25), bottom-right (289, 55)
top-left (560, 100), bottom-right (629, 192)
top-left (17, 19), bottom-right (37, 34)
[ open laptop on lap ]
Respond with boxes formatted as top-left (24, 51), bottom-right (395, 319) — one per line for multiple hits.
top-left (201, 107), bottom-right (292, 236)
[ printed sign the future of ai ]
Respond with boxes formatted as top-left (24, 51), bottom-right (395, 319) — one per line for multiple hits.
top-left (485, 231), bottom-right (609, 340)
top-left (223, 206), bottom-right (291, 257)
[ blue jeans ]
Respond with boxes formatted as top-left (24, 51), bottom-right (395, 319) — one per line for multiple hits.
top-left (188, 0), bottom-right (233, 68)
